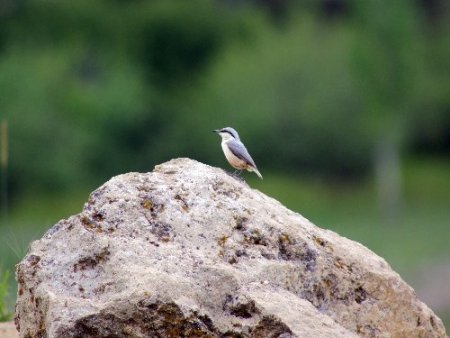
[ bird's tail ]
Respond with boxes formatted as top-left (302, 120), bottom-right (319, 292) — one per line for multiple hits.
top-left (252, 167), bottom-right (263, 179)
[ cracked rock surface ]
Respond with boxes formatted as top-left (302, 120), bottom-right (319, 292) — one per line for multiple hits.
top-left (15, 158), bottom-right (447, 338)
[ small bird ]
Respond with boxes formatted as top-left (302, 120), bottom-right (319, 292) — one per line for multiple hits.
top-left (213, 127), bottom-right (263, 179)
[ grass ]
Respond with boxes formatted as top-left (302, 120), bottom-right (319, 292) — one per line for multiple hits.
top-left (0, 268), bottom-right (12, 322)
top-left (0, 156), bottom-right (449, 328)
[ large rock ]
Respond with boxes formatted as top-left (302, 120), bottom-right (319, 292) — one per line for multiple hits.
top-left (15, 158), bottom-right (447, 338)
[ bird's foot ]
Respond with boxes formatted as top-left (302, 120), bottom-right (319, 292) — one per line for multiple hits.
top-left (230, 170), bottom-right (246, 182)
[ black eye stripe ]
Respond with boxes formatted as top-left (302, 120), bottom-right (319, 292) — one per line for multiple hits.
top-left (221, 130), bottom-right (234, 137)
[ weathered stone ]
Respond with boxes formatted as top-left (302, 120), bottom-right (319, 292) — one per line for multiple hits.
top-left (15, 158), bottom-right (447, 338)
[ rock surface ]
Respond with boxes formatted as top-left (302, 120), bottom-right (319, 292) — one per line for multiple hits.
top-left (15, 158), bottom-right (447, 338)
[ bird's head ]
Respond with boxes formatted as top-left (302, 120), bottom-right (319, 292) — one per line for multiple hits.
top-left (213, 127), bottom-right (240, 141)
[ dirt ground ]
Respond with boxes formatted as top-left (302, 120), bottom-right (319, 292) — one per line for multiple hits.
top-left (0, 322), bottom-right (19, 338)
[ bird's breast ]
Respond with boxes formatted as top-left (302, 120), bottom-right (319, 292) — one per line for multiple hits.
top-left (221, 141), bottom-right (247, 169)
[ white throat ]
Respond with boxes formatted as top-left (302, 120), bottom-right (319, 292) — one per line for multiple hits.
top-left (219, 132), bottom-right (235, 142)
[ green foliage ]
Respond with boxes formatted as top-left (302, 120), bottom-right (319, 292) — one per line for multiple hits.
top-left (350, 0), bottom-right (420, 144)
top-left (0, 0), bottom-right (448, 196)
top-left (135, 1), bottom-right (229, 87)
top-left (0, 268), bottom-right (12, 322)
top-left (0, 46), bottom-right (148, 192)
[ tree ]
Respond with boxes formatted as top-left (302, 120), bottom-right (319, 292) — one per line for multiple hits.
top-left (351, 0), bottom-right (420, 216)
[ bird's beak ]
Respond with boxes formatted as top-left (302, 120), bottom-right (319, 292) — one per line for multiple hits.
top-left (213, 129), bottom-right (219, 133)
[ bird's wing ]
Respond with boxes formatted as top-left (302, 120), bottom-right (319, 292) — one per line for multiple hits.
top-left (227, 140), bottom-right (257, 168)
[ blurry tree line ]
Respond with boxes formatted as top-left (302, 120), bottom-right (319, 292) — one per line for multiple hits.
top-left (0, 0), bottom-right (449, 199)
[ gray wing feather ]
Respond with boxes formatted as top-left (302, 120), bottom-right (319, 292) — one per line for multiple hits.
top-left (227, 140), bottom-right (257, 168)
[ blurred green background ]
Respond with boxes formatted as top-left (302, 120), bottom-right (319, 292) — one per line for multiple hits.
top-left (0, 0), bottom-right (449, 329)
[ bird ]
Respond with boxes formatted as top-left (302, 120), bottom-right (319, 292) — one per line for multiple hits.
top-left (213, 127), bottom-right (263, 179)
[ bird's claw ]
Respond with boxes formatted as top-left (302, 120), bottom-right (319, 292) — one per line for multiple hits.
top-left (230, 170), bottom-right (245, 182)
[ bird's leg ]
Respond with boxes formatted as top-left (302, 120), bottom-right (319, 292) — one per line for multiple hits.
top-left (225, 169), bottom-right (245, 181)
top-left (230, 169), bottom-right (246, 182)
top-left (232, 169), bottom-right (242, 177)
